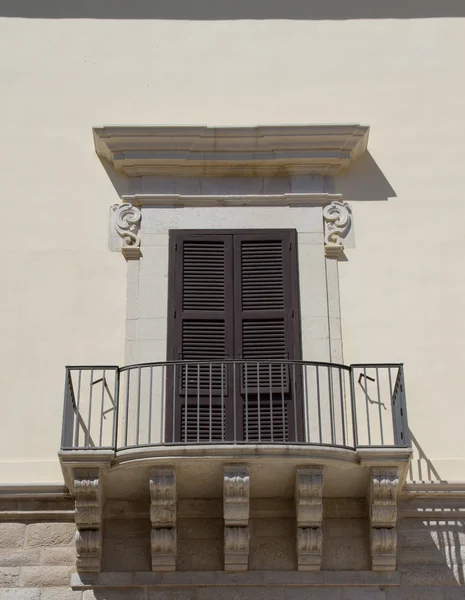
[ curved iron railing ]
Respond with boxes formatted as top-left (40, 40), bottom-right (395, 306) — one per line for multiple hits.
top-left (61, 360), bottom-right (410, 451)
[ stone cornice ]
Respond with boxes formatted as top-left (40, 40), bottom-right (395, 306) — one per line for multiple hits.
top-left (122, 193), bottom-right (341, 207)
top-left (93, 124), bottom-right (369, 177)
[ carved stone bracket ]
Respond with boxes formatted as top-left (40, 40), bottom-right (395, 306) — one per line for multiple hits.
top-left (73, 470), bottom-right (102, 573)
top-left (369, 468), bottom-right (399, 571)
top-left (150, 468), bottom-right (177, 571)
top-left (323, 200), bottom-right (351, 258)
top-left (295, 467), bottom-right (323, 571)
top-left (224, 465), bottom-right (250, 571)
top-left (112, 202), bottom-right (142, 260)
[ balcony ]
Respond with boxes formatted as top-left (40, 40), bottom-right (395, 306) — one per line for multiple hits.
top-left (59, 360), bottom-right (411, 492)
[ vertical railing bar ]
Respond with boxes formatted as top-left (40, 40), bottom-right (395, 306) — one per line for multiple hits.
top-left (304, 365), bottom-right (309, 443)
top-left (376, 367), bottom-right (384, 446)
top-left (61, 368), bottom-right (71, 449)
top-left (124, 369), bottom-right (130, 448)
top-left (113, 368), bottom-right (119, 451)
top-left (184, 364), bottom-right (188, 443)
top-left (221, 362), bottom-right (225, 442)
top-left (160, 364), bottom-right (165, 444)
top-left (136, 367), bottom-right (142, 446)
top-left (292, 363), bottom-right (298, 442)
top-left (257, 362), bottom-right (261, 442)
top-left (148, 365), bottom-right (153, 445)
top-left (233, 361), bottom-right (237, 443)
top-left (364, 367), bottom-right (372, 446)
top-left (172, 363), bottom-right (176, 443)
top-left (399, 366), bottom-right (411, 447)
top-left (209, 363), bottom-right (212, 442)
top-left (316, 366), bottom-right (322, 444)
top-left (245, 363), bottom-right (249, 442)
top-left (349, 367), bottom-right (359, 448)
top-left (269, 362), bottom-right (273, 442)
top-left (388, 367), bottom-right (398, 445)
top-left (338, 367), bottom-right (346, 447)
top-left (74, 370), bottom-right (82, 447)
top-left (197, 363), bottom-right (200, 443)
top-left (99, 369), bottom-right (106, 447)
top-left (280, 363), bottom-right (285, 442)
top-left (148, 365), bottom-right (154, 445)
top-left (87, 368), bottom-right (94, 448)
top-left (328, 367), bottom-right (334, 445)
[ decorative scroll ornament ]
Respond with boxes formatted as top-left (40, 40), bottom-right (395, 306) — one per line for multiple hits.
top-left (323, 200), bottom-right (351, 258)
top-left (112, 202), bottom-right (142, 259)
top-left (369, 468), bottom-right (399, 571)
top-left (73, 470), bottom-right (102, 573)
top-left (150, 468), bottom-right (177, 572)
top-left (295, 467), bottom-right (324, 571)
top-left (224, 465), bottom-right (250, 571)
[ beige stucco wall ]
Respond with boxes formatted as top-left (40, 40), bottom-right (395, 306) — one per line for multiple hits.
top-left (0, 9), bottom-right (464, 482)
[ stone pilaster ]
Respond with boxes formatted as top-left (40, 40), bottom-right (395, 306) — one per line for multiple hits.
top-left (369, 468), bottom-right (399, 571)
top-left (150, 468), bottom-right (177, 571)
top-left (295, 466), bottom-right (323, 571)
top-left (73, 470), bottom-right (102, 572)
top-left (223, 465), bottom-right (250, 571)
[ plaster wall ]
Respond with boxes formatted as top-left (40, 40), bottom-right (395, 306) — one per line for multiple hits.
top-left (0, 9), bottom-right (464, 482)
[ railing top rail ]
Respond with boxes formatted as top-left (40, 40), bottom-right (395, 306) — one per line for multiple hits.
top-left (350, 363), bottom-right (404, 368)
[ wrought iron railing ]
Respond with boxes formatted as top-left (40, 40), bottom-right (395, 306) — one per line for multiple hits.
top-left (60, 361), bottom-right (410, 451)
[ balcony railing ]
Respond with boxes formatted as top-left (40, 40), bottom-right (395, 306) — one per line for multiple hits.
top-left (61, 361), bottom-right (410, 452)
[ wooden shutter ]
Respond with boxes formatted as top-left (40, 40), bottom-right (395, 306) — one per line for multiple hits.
top-left (233, 231), bottom-right (301, 441)
top-left (166, 233), bottom-right (234, 442)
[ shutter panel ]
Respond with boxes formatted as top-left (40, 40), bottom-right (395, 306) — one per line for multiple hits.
top-left (167, 233), bottom-right (234, 442)
top-left (234, 232), bottom-right (301, 441)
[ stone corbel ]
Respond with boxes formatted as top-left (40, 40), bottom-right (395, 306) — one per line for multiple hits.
top-left (223, 465), bottom-right (250, 571)
top-left (74, 470), bottom-right (102, 572)
top-left (295, 467), bottom-right (324, 571)
top-left (369, 468), bottom-right (399, 571)
top-left (150, 468), bottom-right (177, 571)
top-left (112, 202), bottom-right (142, 260)
top-left (323, 200), bottom-right (351, 258)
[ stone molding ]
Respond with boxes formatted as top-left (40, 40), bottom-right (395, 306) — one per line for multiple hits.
top-left (369, 468), bottom-right (399, 571)
top-left (224, 465), bottom-right (250, 571)
top-left (323, 200), bottom-right (351, 258)
top-left (122, 192), bottom-right (342, 208)
top-left (295, 467), bottom-right (323, 571)
top-left (150, 468), bottom-right (177, 572)
top-left (73, 470), bottom-right (102, 573)
top-left (112, 202), bottom-right (142, 260)
top-left (94, 124), bottom-right (370, 177)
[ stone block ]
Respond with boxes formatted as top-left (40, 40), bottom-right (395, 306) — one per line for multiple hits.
top-left (251, 518), bottom-right (294, 538)
top-left (40, 547), bottom-right (77, 566)
top-left (177, 538), bottom-right (223, 571)
top-left (324, 518), bottom-right (368, 538)
top-left (0, 590), bottom-right (39, 600)
top-left (343, 589), bottom-right (385, 600)
top-left (178, 518), bottom-right (223, 539)
top-left (386, 587), bottom-right (445, 600)
top-left (19, 566), bottom-right (73, 588)
top-left (322, 535), bottom-right (370, 571)
top-left (147, 590), bottom-right (197, 600)
top-left (39, 589), bottom-right (83, 600)
top-left (443, 589), bottom-right (465, 600)
top-left (400, 565), bottom-right (459, 586)
top-left (0, 568), bottom-right (20, 587)
top-left (196, 589), bottom-right (343, 600)
top-left (101, 536), bottom-right (151, 572)
top-left (249, 537), bottom-right (296, 571)
top-left (26, 524), bottom-right (75, 547)
top-left (0, 524), bottom-right (26, 548)
top-left (83, 589), bottom-right (146, 600)
top-left (0, 549), bottom-right (40, 567)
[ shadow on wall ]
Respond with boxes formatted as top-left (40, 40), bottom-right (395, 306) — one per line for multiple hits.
top-left (1, 0), bottom-right (465, 19)
top-left (335, 152), bottom-right (397, 202)
top-left (408, 429), bottom-right (443, 483)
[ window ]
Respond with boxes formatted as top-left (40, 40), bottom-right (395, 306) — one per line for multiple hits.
top-left (166, 230), bottom-right (302, 443)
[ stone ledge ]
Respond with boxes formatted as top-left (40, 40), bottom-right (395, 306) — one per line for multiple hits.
top-left (72, 570), bottom-right (400, 589)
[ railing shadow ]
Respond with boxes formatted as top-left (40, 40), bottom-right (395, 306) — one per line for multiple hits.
top-left (408, 429), bottom-right (442, 483)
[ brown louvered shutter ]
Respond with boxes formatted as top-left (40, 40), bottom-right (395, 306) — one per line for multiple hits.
top-left (166, 233), bottom-right (234, 442)
top-left (233, 231), bottom-right (302, 442)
